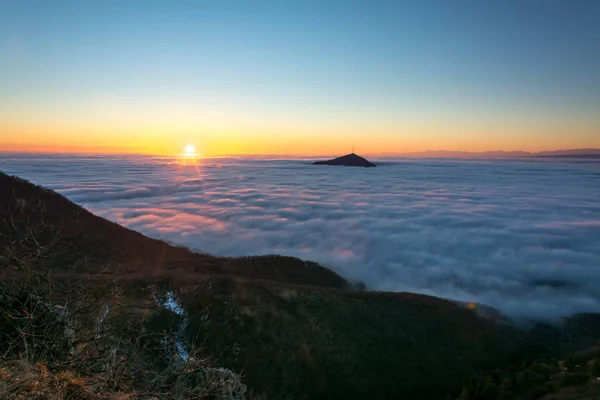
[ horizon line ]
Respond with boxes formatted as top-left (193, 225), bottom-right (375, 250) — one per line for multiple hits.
top-left (1, 148), bottom-right (600, 159)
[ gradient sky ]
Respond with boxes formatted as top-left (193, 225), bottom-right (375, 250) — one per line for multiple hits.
top-left (1, 0), bottom-right (599, 155)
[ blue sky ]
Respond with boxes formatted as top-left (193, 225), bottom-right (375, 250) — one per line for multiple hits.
top-left (1, 0), bottom-right (599, 154)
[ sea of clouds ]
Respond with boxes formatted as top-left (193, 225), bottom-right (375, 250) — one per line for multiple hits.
top-left (1, 153), bottom-right (599, 320)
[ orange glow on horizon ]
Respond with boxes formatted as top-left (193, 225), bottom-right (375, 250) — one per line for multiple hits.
top-left (1, 115), bottom-right (598, 157)
top-left (2, 2), bottom-right (599, 159)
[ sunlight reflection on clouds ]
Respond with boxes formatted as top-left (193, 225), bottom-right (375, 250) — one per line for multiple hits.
top-left (1, 154), bottom-right (599, 319)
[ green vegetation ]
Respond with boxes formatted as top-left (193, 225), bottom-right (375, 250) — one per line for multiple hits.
top-left (178, 279), bottom-right (517, 399)
top-left (458, 350), bottom-right (600, 400)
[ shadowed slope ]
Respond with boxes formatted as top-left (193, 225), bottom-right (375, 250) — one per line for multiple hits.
top-left (0, 171), bottom-right (348, 289)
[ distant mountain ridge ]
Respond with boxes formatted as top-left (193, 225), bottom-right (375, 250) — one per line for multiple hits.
top-left (377, 148), bottom-right (600, 158)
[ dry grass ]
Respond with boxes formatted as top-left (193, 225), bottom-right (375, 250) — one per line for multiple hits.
top-left (0, 361), bottom-right (99, 400)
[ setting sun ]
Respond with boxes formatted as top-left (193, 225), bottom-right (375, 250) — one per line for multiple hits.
top-left (184, 144), bottom-right (196, 154)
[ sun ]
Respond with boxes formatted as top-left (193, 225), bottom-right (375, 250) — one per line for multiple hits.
top-left (184, 144), bottom-right (196, 154)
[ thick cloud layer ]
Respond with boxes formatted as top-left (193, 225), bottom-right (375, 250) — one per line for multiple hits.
top-left (2, 154), bottom-right (599, 319)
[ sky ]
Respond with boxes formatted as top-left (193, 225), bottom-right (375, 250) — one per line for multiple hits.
top-left (1, 0), bottom-right (599, 156)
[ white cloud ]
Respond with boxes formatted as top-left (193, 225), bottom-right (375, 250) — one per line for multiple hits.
top-left (2, 154), bottom-right (600, 320)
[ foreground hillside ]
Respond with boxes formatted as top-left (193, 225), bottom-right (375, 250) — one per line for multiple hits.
top-left (0, 172), bottom-right (347, 289)
top-left (1, 171), bottom-right (599, 399)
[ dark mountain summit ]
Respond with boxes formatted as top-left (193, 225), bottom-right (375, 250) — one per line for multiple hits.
top-left (313, 153), bottom-right (376, 167)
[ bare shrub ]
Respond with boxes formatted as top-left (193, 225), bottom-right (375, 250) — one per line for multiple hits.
top-left (0, 195), bottom-right (248, 399)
